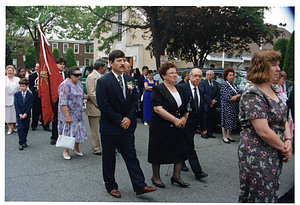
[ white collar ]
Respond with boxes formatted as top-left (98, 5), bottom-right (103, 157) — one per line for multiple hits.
top-left (111, 70), bottom-right (123, 81)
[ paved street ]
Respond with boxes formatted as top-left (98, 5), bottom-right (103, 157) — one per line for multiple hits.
top-left (5, 113), bottom-right (294, 202)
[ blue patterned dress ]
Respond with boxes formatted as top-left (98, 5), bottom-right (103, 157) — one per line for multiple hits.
top-left (220, 81), bottom-right (242, 130)
top-left (57, 79), bottom-right (87, 143)
top-left (238, 85), bottom-right (286, 202)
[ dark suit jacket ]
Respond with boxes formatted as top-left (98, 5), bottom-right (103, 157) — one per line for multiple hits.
top-left (14, 91), bottom-right (34, 119)
top-left (200, 79), bottom-right (220, 112)
top-left (96, 72), bottom-right (138, 135)
top-left (29, 72), bottom-right (38, 98)
top-left (138, 75), bottom-right (146, 99)
top-left (179, 82), bottom-right (204, 135)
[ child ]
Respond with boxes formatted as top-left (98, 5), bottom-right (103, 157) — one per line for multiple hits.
top-left (14, 78), bottom-right (34, 150)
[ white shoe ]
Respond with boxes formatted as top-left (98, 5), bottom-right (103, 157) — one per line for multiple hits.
top-left (144, 122), bottom-right (148, 126)
top-left (7, 131), bottom-right (12, 135)
top-left (13, 128), bottom-right (18, 132)
top-left (74, 150), bottom-right (83, 156)
top-left (63, 153), bottom-right (71, 160)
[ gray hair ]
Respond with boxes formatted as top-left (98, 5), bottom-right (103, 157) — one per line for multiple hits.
top-left (190, 67), bottom-right (201, 75)
top-left (94, 58), bottom-right (108, 70)
top-left (206, 70), bottom-right (214, 75)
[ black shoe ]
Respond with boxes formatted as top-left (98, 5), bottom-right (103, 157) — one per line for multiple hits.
top-left (208, 135), bottom-right (216, 138)
top-left (23, 143), bottom-right (28, 148)
top-left (171, 177), bottom-right (190, 187)
top-left (201, 134), bottom-right (208, 139)
top-left (222, 138), bottom-right (230, 144)
top-left (228, 138), bottom-right (236, 142)
top-left (195, 172), bottom-right (208, 180)
top-left (44, 127), bottom-right (52, 132)
top-left (50, 139), bottom-right (56, 145)
top-left (94, 152), bottom-right (102, 156)
top-left (19, 144), bottom-right (24, 150)
top-left (151, 178), bottom-right (165, 188)
top-left (32, 127), bottom-right (36, 131)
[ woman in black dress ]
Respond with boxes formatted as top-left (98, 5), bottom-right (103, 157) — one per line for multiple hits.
top-left (148, 62), bottom-right (190, 188)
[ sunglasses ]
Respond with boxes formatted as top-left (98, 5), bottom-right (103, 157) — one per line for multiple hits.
top-left (72, 73), bottom-right (82, 77)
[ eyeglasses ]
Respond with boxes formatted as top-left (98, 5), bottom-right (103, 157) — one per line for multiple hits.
top-left (192, 74), bottom-right (202, 78)
top-left (166, 71), bottom-right (178, 75)
top-left (72, 73), bottom-right (82, 77)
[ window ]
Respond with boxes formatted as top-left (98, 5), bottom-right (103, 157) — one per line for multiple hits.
top-left (74, 44), bottom-right (79, 54)
top-left (13, 59), bottom-right (17, 68)
top-left (85, 45), bottom-right (94, 54)
top-left (52, 43), bottom-right (58, 51)
top-left (63, 43), bottom-right (69, 53)
top-left (85, 58), bottom-right (94, 66)
top-left (76, 61), bottom-right (79, 67)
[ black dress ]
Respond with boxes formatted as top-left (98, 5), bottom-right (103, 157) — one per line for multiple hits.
top-left (148, 83), bottom-right (188, 164)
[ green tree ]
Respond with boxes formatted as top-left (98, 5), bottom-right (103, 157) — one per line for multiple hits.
top-left (283, 31), bottom-right (294, 81)
top-left (166, 7), bottom-right (281, 67)
top-left (52, 48), bottom-right (60, 62)
top-left (6, 6), bottom-right (89, 63)
top-left (65, 47), bottom-right (77, 68)
top-left (273, 38), bottom-right (289, 68)
top-left (25, 45), bottom-right (36, 69)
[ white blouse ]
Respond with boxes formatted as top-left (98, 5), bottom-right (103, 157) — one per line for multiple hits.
top-left (170, 91), bottom-right (182, 108)
top-left (5, 76), bottom-right (20, 106)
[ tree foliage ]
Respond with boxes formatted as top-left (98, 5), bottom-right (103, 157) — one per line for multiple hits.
top-left (25, 45), bottom-right (36, 69)
top-left (6, 6), bottom-right (89, 63)
top-left (52, 48), bottom-right (60, 62)
top-left (273, 38), bottom-right (289, 68)
top-left (65, 47), bottom-right (77, 68)
top-left (283, 31), bottom-right (294, 81)
top-left (166, 6), bottom-right (282, 67)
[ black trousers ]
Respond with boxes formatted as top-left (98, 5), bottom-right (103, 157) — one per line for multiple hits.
top-left (31, 97), bottom-right (47, 129)
top-left (51, 101), bottom-right (59, 141)
top-left (100, 133), bottom-right (147, 192)
top-left (203, 107), bottom-right (215, 136)
top-left (183, 132), bottom-right (202, 173)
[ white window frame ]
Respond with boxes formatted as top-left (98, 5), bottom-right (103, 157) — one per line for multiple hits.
top-left (63, 43), bottom-right (69, 53)
top-left (85, 45), bottom-right (94, 54)
top-left (74, 44), bottom-right (79, 54)
top-left (52, 43), bottom-right (58, 51)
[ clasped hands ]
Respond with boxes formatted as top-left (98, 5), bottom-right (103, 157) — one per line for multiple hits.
top-left (281, 140), bottom-right (293, 163)
top-left (174, 117), bottom-right (187, 128)
top-left (120, 117), bottom-right (131, 130)
top-left (19, 113), bottom-right (27, 120)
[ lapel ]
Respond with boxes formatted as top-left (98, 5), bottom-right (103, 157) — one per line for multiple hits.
top-left (109, 72), bottom-right (125, 104)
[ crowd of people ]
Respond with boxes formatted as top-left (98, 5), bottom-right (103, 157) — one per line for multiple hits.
top-left (5, 48), bottom-right (294, 202)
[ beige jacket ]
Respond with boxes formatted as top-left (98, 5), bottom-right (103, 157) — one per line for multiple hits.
top-left (86, 70), bottom-right (102, 116)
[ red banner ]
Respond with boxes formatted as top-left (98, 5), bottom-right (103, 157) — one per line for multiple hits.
top-left (38, 26), bottom-right (63, 124)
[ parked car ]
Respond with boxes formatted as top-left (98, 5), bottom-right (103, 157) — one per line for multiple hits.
top-left (79, 66), bottom-right (94, 94)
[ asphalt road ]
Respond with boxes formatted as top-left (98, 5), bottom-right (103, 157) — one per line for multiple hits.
top-left (5, 113), bottom-right (294, 202)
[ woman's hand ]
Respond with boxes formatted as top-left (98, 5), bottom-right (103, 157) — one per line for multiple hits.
top-left (281, 140), bottom-right (292, 163)
top-left (65, 115), bottom-right (72, 124)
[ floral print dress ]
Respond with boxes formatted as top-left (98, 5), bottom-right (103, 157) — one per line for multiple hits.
top-left (57, 79), bottom-right (87, 143)
top-left (238, 84), bottom-right (287, 202)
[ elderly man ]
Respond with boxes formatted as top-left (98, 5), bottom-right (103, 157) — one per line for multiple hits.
top-left (86, 58), bottom-right (107, 155)
top-left (200, 70), bottom-right (220, 139)
top-left (179, 68), bottom-right (208, 180)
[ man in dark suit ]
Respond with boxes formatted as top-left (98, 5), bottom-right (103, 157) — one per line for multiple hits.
top-left (96, 50), bottom-right (156, 198)
top-left (200, 70), bottom-right (220, 139)
top-left (137, 66), bottom-right (148, 121)
top-left (28, 63), bottom-right (50, 131)
top-left (50, 57), bottom-right (67, 145)
top-left (280, 71), bottom-right (293, 95)
top-left (14, 78), bottom-right (34, 150)
top-left (179, 68), bottom-right (208, 180)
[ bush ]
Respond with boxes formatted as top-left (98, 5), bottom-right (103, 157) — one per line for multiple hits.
top-left (273, 38), bottom-right (289, 68)
top-left (283, 31), bottom-right (294, 81)
top-left (52, 48), bottom-right (60, 62)
top-left (25, 45), bottom-right (36, 69)
top-left (65, 47), bottom-right (77, 68)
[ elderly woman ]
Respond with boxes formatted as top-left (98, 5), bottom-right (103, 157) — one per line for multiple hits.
top-left (148, 62), bottom-right (190, 188)
top-left (220, 68), bottom-right (242, 143)
top-left (5, 65), bottom-right (20, 134)
top-left (58, 66), bottom-right (89, 160)
top-left (238, 49), bottom-right (292, 202)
